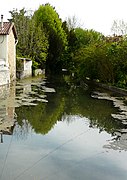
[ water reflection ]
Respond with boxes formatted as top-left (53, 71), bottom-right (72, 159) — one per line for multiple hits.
top-left (14, 77), bottom-right (127, 151)
top-left (1, 76), bottom-right (127, 180)
top-left (15, 77), bottom-right (49, 106)
top-left (91, 91), bottom-right (127, 151)
top-left (103, 131), bottom-right (127, 151)
top-left (0, 77), bottom-right (49, 141)
top-left (0, 76), bottom-right (127, 150)
top-left (0, 83), bottom-right (16, 136)
top-left (13, 120), bottom-right (34, 140)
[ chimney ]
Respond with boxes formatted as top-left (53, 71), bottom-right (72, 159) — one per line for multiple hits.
top-left (1, 15), bottom-right (3, 29)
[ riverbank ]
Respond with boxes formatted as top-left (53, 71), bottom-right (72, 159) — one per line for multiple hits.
top-left (83, 78), bottom-right (127, 96)
top-left (94, 82), bottom-right (127, 96)
top-left (88, 80), bottom-right (127, 125)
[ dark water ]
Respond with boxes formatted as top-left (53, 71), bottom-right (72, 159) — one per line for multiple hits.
top-left (0, 76), bottom-right (127, 180)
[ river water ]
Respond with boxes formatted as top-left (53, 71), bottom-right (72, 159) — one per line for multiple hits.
top-left (0, 76), bottom-right (127, 180)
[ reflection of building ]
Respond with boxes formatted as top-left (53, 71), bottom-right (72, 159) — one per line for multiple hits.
top-left (23, 84), bottom-right (32, 94)
top-left (0, 83), bottom-right (16, 139)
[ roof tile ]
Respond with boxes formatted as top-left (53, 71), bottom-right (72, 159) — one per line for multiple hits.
top-left (0, 22), bottom-right (12, 35)
top-left (0, 22), bottom-right (18, 40)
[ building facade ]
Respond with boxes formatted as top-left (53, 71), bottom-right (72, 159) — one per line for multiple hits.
top-left (0, 15), bottom-right (18, 86)
top-left (16, 58), bottom-right (32, 79)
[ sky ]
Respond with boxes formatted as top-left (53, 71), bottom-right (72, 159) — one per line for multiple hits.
top-left (1, 0), bottom-right (127, 35)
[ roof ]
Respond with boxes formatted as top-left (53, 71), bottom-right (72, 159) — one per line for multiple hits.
top-left (0, 22), bottom-right (18, 40)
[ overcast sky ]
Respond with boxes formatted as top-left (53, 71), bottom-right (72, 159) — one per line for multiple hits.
top-left (1, 0), bottom-right (127, 35)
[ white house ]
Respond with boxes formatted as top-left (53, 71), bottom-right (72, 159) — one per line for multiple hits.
top-left (0, 15), bottom-right (18, 86)
top-left (16, 58), bottom-right (32, 79)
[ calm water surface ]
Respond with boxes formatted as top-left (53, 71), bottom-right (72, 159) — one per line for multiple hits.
top-left (0, 76), bottom-right (127, 180)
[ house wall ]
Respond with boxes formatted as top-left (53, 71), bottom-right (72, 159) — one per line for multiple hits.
top-left (0, 35), bottom-right (8, 66)
top-left (16, 59), bottom-right (32, 79)
top-left (0, 35), bottom-right (11, 86)
top-left (0, 70), bottom-right (10, 86)
top-left (24, 60), bottom-right (32, 77)
top-left (8, 29), bottom-right (16, 81)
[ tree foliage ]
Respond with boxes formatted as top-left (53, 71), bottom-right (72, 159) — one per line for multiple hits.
top-left (9, 8), bottom-right (49, 70)
top-left (75, 28), bottom-right (104, 48)
top-left (33, 4), bottom-right (68, 74)
top-left (9, 5), bottom-right (127, 88)
top-left (65, 26), bottom-right (127, 88)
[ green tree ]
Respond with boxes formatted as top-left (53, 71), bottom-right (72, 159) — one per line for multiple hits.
top-left (68, 28), bottom-right (104, 80)
top-left (75, 28), bottom-right (104, 48)
top-left (28, 18), bottom-right (49, 70)
top-left (73, 45), bottom-right (98, 81)
top-left (62, 21), bottom-right (78, 72)
top-left (9, 8), bottom-right (49, 70)
top-left (107, 40), bottom-right (127, 87)
top-left (9, 8), bottom-right (30, 56)
top-left (33, 4), bottom-right (68, 74)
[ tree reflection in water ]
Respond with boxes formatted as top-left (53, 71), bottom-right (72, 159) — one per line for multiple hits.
top-left (0, 76), bottom-right (127, 150)
top-left (13, 76), bottom-right (127, 151)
